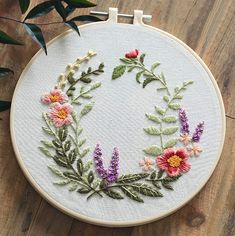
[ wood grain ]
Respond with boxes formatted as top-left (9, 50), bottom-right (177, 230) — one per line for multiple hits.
top-left (0, 0), bottom-right (234, 235)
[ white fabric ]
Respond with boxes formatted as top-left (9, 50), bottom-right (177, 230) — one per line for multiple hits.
top-left (12, 22), bottom-right (224, 223)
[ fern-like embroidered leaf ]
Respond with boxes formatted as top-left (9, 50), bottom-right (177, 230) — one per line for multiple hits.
top-left (53, 179), bottom-right (71, 185)
top-left (121, 186), bottom-right (144, 203)
top-left (39, 146), bottom-right (53, 157)
top-left (117, 173), bottom-right (149, 183)
top-left (112, 65), bottom-right (126, 80)
top-left (103, 189), bottom-right (124, 199)
top-left (131, 183), bottom-right (163, 197)
top-left (145, 113), bottom-right (162, 123)
top-left (143, 145), bottom-right (162, 156)
top-left (162, 126), bottom-right (178, 135)
top-left (48, 165), bottom-right (65, 178)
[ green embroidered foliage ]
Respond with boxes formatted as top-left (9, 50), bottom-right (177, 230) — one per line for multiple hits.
top-left (88, 171), bottom-right (94, 184)
top-left (39, 146), bottom-right (53, 157)
top-left (79, 147), bottom-right (90, 158)
top-left (168, 103), bottom-right (180, 110)
top-left (162, 116), bottom-right (177, 123)
top-left (164, 139), bottom-right (178, 148)
top-left (41, 140), bottom-right (54, 148)
top-left (78, 138), bottom-right (86, 147)
top-left (163, 95), bottom-right (170, 102)
top-left (103, 189), bottom-right (124, 199)
top-left (112, 65), bottom-right (126, 80)
top-left (131, 183), bottom-right (163, 197)
top-left (144, 127), bottom-right (161, 135)
top-left (68, 182), bottom-right (79, 191)
top-left (117, 173), bottom-right (149, 183)
top-left (48, 165), bottom-right (65, 178)
top-left (145, 113), bottom-right (162, 123)
top-left (77, 187), bottom-right (91, 194)
top-left (80, 102), bottom-right (94, 117)
top-left (143, 145), bottom-right (162, 156)
top-left (121, 186), bottom-right (144, 203)
top-left (77, 159), bottom-right (84, 176)
top-left (162, 126), bottom-right (178, 135)
top-left (54, 179), bottom-right (71, 185)
top-left (155, 106), bottom-right (165, 116)
top-left (42, 126), bottom-right (53, 135)
top-left (136, 71), bottom-right (144, 83)
top-left (151, 62), bottom-right (160, 72)
top-left (143, 77), bottom-right (157, 88)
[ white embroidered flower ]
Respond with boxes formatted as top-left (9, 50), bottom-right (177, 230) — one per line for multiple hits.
top-left (187, 143), bottom-right (202, 157)
top-left (179, 133), bottom-right (192, 145)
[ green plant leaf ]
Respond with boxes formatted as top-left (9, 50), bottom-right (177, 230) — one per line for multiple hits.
top-left (77, 187), bottom-right (91, 193)
top-left (64, 21), bottom-right (80, 36)
top-left (19, 0), bottom-right (30, 14)
top-left (117, 173), bottom-right (149, 183)
top-left (79, 148), bottom-right (90, 158)
top-left (135, 71), bottom-right (143, 83)
top-left (163, 95), bottom-right (169, 102)
top-left (162, 116), bottom-right (177, 123)
top-left (157, 169), bottom-right (164, 178)
top-left (80, 102), bottom-right (94, 116)
top-left (168, 103), bottom-right (180, 110)
top-left (69, 182), bottom-right (79, 191)
top-left (162, 126), bottom-right (178, 135)
top-left (0, 68), bottom-right (13, 77)
top-left (144, 127), bottom-right (161, 135)
top-left (145, 113), bottom-right (161, 123)
top-left (53, 179), bottom-right (71, 185)
top-left (63, 0), bottom-right (96, 8)
top-left (87, 171), bottom-right (94, 184)
top-left (54, 0), bottom-right (67, 20)
top-left (150, 171), bottom-right (156, 180)
top-left (151, 62), bottom-right (160, 72)
top-left (24, 0), bottom-right (55, 20)
top-left (48, 165), bottom-right (65, 178)
top-left (131, 183), bottom-right (163, 197)
top-left (42, 126), bottom-right (53, 135)
top-left (155, 106), bottom-right (165, 115)
top-left (78, 138), bottom-right (86, 147)
top-left (143, 77), bottom-right (157, 88)
top-left (65, 5), bottom-right (75, 16)
top-left (103, 189), bottom-right (124, 199)
top-left (39, 146), bottom-right (53, 157)
top-left (77, 159), bottom-right (84, 175)
top-left (41, 140), bottom-right (54, 148)
top-left (70, 15), bottom-right (102, 22)
top-left (0, 30), bottom-right (23, 45)
top-left (0, 101), bottom-right (11, 112)
top-left (143, 145), bottom-right (162, 156)
top-left (112, 65), bottom-right (126, 80)
top-left (164, 139), bottom-right (178, 148)
top-left (139, 53), bottom-right (145, 64)
top-left (24, 23), bottom-right (47, 54)
top-left (161, 181), bottom-right (173, 190)
top-left (121, 186), bottom-right (143, 203)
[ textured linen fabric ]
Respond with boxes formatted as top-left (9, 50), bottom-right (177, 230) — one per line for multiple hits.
top-left (12, 22), bottom-right (224, 223)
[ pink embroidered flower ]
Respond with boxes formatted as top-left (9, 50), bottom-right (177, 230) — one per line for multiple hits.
top-left (48, 102), bottom-right (73, 127)
top-left (156, 148), bottom-right (190, 177)
top-left (125, 49), bottom-right (139, 59)
top-left (179, 133), bottom-right (192, 145)
top-left (187, 143), bottom-right (202, 157)
top-left (41, 89), bottom-right (68, 104)
top-left (139, 157), bottom-right (154, 171)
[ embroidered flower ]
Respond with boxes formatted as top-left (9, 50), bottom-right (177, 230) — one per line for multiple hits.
top-left (179, 133), bottom-right (192, 145)
top-left (192, 122), bottom-right (204, 142)
top-left (156, 148), bottom-right (190, 177)
top-left (125, 49), bottom-right (139, 59)
top-left (187, 143), bottom-right (202, 157)
top-left (179, 108), bottom-right (190, 134)
top-left (107, 147), bottom-right (119, 184)
top-left (139, 157), bottom-right (155, 171)
top-left (41, 89), bottom-right (68, 104)
top-left (48, 102), bottom-right (73, 127)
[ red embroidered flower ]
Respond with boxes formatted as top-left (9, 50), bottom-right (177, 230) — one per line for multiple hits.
top-left (156, 148), bottom-right (190, 177)
top-left (125, 49), bottom-right (139, 59)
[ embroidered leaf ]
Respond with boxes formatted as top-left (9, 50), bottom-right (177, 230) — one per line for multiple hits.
top-left (78, 138), bottom-right (86, 147)
top-left (77, 187), bottom-right (91, 193)
top-left (58, 127), bottom-right (68, 141)
top-left (48, 165), bottom-right (65, 178)
top-left (174, 94), bottom-right (183, 99)
top-left (121, 186), bottom-right (144, 203)
top-left (103, 189), bottom-right (124, 199)
top-left (131, 183), bottom-right (163, 197)
top-left (79, 147), bottom-right (90, 158)
top-left (162, 126), bottom-right (178, 135)
top-left (150, 171), bottom-right (157, 180)
top-left (163, 174), bottom-right (182, 182)
top-left (152, 180), bottom-right (161, 189)
top-left (168, 103), bottom-right (180, 110)
top-left (81, 93), bottom-right (92, 99)
top-left (157, 169), bottom-right (164, 179)
top-left (64, 140), bottom-right (71, 151)
top-left (90, 81), bottom-right (101, 90)
top-left (53, 156), bottom-right (68, 168)
top-left (151, 62), bottom-right (160, 72)
top-left (139, 53), bottom-right (145, 63)
top-left (80, 102), bottom-right (94, 116)
top-left (161, 181), bottom-right (173, 190)
top-left (41, 140), bottom-right (54, 148)
top-left (68, 149), bottom-right (77, 164)
top-left (183, 80), bottom-right (194, 86)
top-left (163, 95), bottom-right (169, 102)
top-left (112, 65), bottom-right (126, 80)
top-left (145, 113), bottom-right (161, 123)
top-left (136, 71), bottom-right (143, 83)
top-left (88, 171), bottom-right (94, 184)
top-left (69, 182), bottom-right (79, 191)
top-left (143, 145), bottom-right (162, 156)
top-left (53, 179), bottom-right (71, 185)
top-left (164, 139), bottom-right (178, 148)
top-left (162, 116), bottom-right (177, 123)
top-left (39, 146), bottom-right (53, 157)
top-left (77, 159), bottom-right (84, 176)
top-left (83, 161), bottom-right (93, 172)
top-left (155, 106), bottom-right (165, 115)
top-left (117, 173), bottom-right (149, 183)
top-left (143, 77), bottom-right (157, 88)
top-left (144, 127), bottom-right (161, 135)
top-left (63, 171), bottom-right (80, 181)
top-left (0, 30), bottom-right (23, 45)
top-left (42, 127), bottom-right (53, 135)
top-left (0, 67), bottom-right (13, 77)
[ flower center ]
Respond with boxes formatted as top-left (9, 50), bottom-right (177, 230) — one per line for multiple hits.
top-left (50, 95), bottom-right (60, 102)
top-left (167, 155), bottom-right (182, 167)
top-left (57, 109), bottom-right (67, 119)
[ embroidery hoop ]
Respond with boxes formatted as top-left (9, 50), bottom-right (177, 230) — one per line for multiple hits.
top-left (10, 8), bottom-right (226, 227)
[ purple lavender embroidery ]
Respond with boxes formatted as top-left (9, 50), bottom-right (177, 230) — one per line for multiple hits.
top-left (107, 147), bottom-right (119, 184)
top-left (179, 108), bottom-right (190, 134)
top-left (94, 144), bottom-right (108, 179)
top-left (192, 122), bottom-right (204, 142)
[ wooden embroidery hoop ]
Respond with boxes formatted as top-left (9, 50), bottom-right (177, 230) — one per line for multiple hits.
top-left (10, 8), bottom-right (226, 227)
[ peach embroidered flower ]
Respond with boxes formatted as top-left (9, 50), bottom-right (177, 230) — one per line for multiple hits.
top-left (179, 133), bottom-right (192, 145)
top-left (139, 157), bottom-right (154, 171)
top-left (48, 102), bottom-right (73, 127)
top-left (41, 89), bottom-right (68, 104)
top-left (156, 148), bottom-right (190, 177)
top-left (187, 143), bottom-right (202, 157)
top-left (125, 49), bottom-right (139, 59)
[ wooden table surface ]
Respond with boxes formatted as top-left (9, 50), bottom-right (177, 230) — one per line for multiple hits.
top-left (0, 0), bottom-right (234, 235)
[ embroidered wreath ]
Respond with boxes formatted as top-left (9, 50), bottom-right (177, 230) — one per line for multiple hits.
top-left (39, 49), bottom-right (204, 202)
